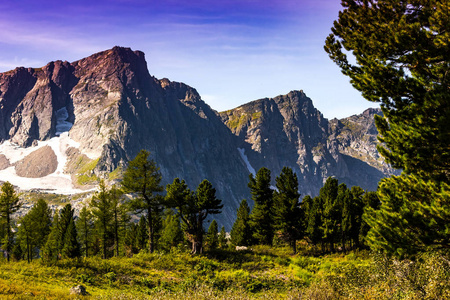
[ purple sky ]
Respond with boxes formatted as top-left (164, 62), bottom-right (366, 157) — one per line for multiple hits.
top-left (0, 0), bottom-right (376, 119)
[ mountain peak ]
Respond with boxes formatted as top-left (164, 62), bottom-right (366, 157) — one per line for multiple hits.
top-left (71, 46), bottom-right (148, 77)
top-left (109, 46), bottom-right (145, 61)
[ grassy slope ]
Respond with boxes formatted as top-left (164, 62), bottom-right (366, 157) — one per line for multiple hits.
top-left (0, 247), bottom-right (448, 299)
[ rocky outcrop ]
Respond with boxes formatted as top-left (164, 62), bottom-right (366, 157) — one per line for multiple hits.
top-left (14, 145), bottom-right (58, 177)
top-left (0, 155), bottom-right (10, 170)
top-left (329, 108), bottom-right (399, 175)
top-left (0, 47), bottom-right (398, 227)
top-left (220, 93), bottom-right (397, 195)
top-left (0, 61), bottom-right (77, 147)
top-left (220, 91), bottom-right (343, 195)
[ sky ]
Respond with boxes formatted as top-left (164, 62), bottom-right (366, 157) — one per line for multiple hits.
top-left (0, 0), bottom-right (378, 119)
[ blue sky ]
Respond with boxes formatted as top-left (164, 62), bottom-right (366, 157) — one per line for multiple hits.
top-left (0, 0), bottom-right (377, 119)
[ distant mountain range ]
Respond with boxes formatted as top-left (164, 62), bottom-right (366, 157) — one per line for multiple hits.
top-left (0, 47), bottom-right (399, 227)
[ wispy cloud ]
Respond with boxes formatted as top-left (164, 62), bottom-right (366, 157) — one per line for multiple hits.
top-left (0, 19), bottom-right (102, 54)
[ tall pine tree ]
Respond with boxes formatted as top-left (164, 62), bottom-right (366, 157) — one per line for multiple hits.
top-left (321, 178), bottom-right (340, 252)
top-left (0, 182), bottom-right (21, 262)
top-left (42, 213), bottom-right (60, 263)
top-left (62, 219), bottom-right (80, 259)
top-left (76, 206), bottom-right (94, 257)
top-left (273, 167), bottom-right (303, 254)
top-left (91, 180), bottom-right (113, 259)
top-left (166, 178), bottom-right (223, 254)
top-left (230, 199), bottom-right (252, 246)
top-left (325, 0), bottom-right (450, 257)
top-left (159, 209), bottom-right (183, 251)
top-left (17, 199), bottom-right (51, 261)
top-left (248, 167), bottom-right (274, 245)
top-left (205, 219), bottom-right (219, 251)
top-left (218, 226), bottom-right (227, 249)
top-left (122, 150), bottom-right (164, 253)
top-left (58, 204), bottom-right (80, 259)
top-left (305, 196), bottom-right (323, 251)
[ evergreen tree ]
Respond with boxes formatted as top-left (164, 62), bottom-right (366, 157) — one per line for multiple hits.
top-left (29, 199), bottom-right (52, 253)
top-left (166, 178), bottom-right (223, 254)
top-left (76, 206), bottom-right (94, 257)
top-left (159, 209), bottom-right (183, 251)
top-left (110, 185), bottom-right (124, 257)
top-left (305, 196), bottom-right (323, 251)
top-left (301, 195), bottom-right (313, 232)
top-left (349, 186), bottom-right (364, 248)
top-left (325, 0), bottom-right (450, 257)
top-left (17, 214), bottom-right (33, 262)
top-left (248, 167), bottom-right (274, 245)
top-left (62, 219), bottom-right (80, 259)
top-left (42, 213), bottom-right (59, 263)
top-left (124, 223), bottom-right (139, 256)
top-left (16, 199), bottom-right (51, 261)
top-left (340, 186), bottom-right (353, 251)
top-left (325, 0), bottom-right (449, 180)
top-left (273, 167), bottom-right (302, 254)
top-left (57, 204), bottom-right (80, 258)
top-left (359, 191), bottom-right (380, 246)
top-left (91, 180), bottom-right (113, 259)
top-left (365, 175), bottom-right (450, 257)
top-left (0, 182), bottom-right (21, 262)
top-left (205, 219), bottom-right (219, 251)
top-left (135, 216), bottom-right (148, 251)
top-left (230, 199), bottom-right (252, 246)
top-left (122, 150), bottom-right (164, 254)
top-left (320, 178), bottom-right (340, 251)
top-left (218, 226), bottom-right (227, 249)
top-left (58, 204), bottom-right (73, 253)
top-left (118, 206), bottom-right (131, 256)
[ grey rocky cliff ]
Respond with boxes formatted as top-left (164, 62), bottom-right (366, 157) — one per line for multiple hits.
top-left (0, 47), bottom-right (398, 227)
top-left (220, 92), bottom-right (398, 196)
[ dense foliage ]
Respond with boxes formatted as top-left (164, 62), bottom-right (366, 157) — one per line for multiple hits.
top-left (121, 149), bottom-right (164, 254)
top-left (325, 0), bottom-right (450, 257)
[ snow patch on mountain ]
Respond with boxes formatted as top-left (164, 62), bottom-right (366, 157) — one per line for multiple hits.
top-left (237, 148), bottom-right (256, 176)
top-left (0, 131), bottom-right (90, 194)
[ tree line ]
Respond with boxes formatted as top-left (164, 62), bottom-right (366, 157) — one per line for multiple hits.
top-left (230, 167), bottom-right (379, 254)
top-left (0, 148), bottom-right (381, 262)
top-left (0, 150), bottom-right (226, 262)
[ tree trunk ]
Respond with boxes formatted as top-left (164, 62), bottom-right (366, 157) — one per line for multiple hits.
top-left (291, 239), bottom-right (297, 255)
top-left (191, 218), bottom-right (204, 254)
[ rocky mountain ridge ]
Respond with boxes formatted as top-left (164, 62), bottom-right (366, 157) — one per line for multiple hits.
top-left (0, 47), bottom-right (398, 227)
top-left (219, 92), bottom-right (398, 196)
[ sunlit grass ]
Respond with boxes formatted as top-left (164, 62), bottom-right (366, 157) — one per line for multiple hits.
top-left (0, 247), bottom-right (448, 299)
